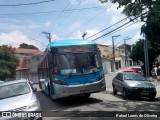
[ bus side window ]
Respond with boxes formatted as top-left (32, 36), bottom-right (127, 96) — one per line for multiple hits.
top-left (95, 55), bottom-right (99, 68)
top-left (54, 56), bottom-right (60, 74)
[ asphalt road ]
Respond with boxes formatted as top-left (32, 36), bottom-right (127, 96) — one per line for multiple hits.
top-left (34, 73), bottom-right (160, 120)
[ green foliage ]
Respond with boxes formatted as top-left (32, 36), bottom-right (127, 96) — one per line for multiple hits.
top-left (99, 0), bottom-right (160, 64)
top-left (129, 39), bottom-right (144, 62)
top-left (19, 43), bottom-right (39, 50)
top-left (130, 39), bottom-right (157, 64)
top-left (99, 0), bottom-right (153, 20)
top-left (0, 46), bottom-right (19, 80)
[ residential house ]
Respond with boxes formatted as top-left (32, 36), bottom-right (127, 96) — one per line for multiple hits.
top-left (118, 44), bottom-right (134, 67)
top-left (98, 43), bottom-right (134, 74)
top-left (14, 48), bottom-right (43, 83)
top-left (97, 44), bottom-right (112, 74)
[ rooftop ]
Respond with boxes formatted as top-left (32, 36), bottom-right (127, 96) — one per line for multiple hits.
top-left (49, 39), bottom-right (96, 47)
top-left (14, 48), bottom-right (43, 55)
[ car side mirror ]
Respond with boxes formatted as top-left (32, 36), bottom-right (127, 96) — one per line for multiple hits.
top-left (33, 88), bottom-right (37, 92)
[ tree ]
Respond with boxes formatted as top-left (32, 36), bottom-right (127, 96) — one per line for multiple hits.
top-left (19, 43), bottom-right (39, 50)
top-left (130, 39), bottom-right (156, 63)
top-left (99, 0), bottom-right (154, 20)
top-left (0, 46), bottom-right (19, 80)
top-left (99, 0), bottom-right (160, 64)
top-left (130, 39), bottom-right (157, 75)
top-left (141, 1), bottom-right (160, 57)
top-left (130, 39), bottom-right (144, 63)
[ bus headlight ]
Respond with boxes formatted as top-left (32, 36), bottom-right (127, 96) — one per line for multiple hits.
top-left (99, 74), bottom-right (105, 80)
top-left (55, 78), bottom-right (67, 85)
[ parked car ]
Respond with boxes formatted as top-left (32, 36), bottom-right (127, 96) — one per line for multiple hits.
top-left (123, 69), bottom-right (138, 73)
top-left (112, 72), bottom-right (156, 100)
top-left (131, 66), bottom-right (144, 75)
top-left (0, 80), bottom-right (4, 83)
top-left (0, 79), bottom-right (42, 119)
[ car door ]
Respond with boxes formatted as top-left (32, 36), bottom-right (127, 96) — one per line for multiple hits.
top-left (114, 73), bottom-right (123, 92)
top-left (115, 73), bottom-right (124, 92)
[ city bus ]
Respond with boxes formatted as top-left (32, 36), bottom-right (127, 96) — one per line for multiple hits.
top-left (38, 39), bottom-right (106, 100)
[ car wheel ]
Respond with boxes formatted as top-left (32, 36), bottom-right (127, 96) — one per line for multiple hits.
top-left (113, 86), bottom-right (117, 95)
top-left (149, 96), bottom-right (155, 101)
top-left (123, 89), bottom-right (128, 99)
top-left (83, 93), bottom-right (91, 98)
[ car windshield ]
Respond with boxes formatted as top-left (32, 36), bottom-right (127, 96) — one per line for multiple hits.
top-left (0, 82), bottom-right (31, 99)
top-left (54, 52), bottom-right (102, 75)
top-left (124, 73), bottom-right (146, 81)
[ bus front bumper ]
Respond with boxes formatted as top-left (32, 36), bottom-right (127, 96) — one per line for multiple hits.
top-left (55, 78), bottom-right (106, 98)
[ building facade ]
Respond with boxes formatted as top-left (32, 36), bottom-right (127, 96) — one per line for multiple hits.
top-left (14, 48), bottom-right (43, 83)
top-left (97, 43), bottom-right (134, 74)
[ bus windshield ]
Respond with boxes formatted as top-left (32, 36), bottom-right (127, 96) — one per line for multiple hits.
top-left (54, 52), bottom-right (102, 75)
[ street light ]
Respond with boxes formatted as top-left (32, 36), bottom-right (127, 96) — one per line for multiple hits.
top-left (42, 31), bottom-right (51, 43)
top-left (82, 32), bottom-right (87, 39)
top-left (112, 35), bottom-right (121, 72)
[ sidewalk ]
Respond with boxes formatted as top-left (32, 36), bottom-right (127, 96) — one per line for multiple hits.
top-left (151, 80), bottom-right (160, 99)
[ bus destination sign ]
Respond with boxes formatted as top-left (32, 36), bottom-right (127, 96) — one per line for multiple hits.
top-left (58, 46), bottom-right (95, 53)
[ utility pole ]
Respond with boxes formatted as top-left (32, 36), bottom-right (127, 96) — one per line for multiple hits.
top-left (42, 31), bottom-right (54, 99)
top-left (42, 31), bottom-right (51, 43)
top-left (144, 36), bottom-right (150, 79)
top-left (124, 37), bottom-right (131, 67)
top-left (112, 35), bottom-right (120, 72)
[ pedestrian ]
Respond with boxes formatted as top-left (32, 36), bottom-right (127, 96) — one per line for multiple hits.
top-left (152, 65), bottom-right (158, 86)
top-left (157, 65), bottom-right (160, 81)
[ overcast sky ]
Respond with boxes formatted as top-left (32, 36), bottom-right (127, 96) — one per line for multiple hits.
top-left (0, 0), bottom-right (144, 51)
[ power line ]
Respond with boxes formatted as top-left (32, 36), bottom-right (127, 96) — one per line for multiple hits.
top-left (0, 0), bottom-right (55, 7)
top-left (90, 21), bottom-right (139, 45)
top-left (115, 39), bottom-right (124, 46)
top-left (47, 0), bottom-right (72, 32)
top-left (86, 17), bottom-right (129, 39)
top-left (87, 11), bottom-right (148, 41)
top-left (61, 9), bottom-right (106, 38)
top-left (0, 6), bottom-right (106, 17)
top-left (105, 21), bottom-right (139, 43)
top-left (49, 0), bottom-right (78, 33)
top-left (92, 13), bottom-right (147, 41)
top-left (92, 20), bottom-right (131, 41)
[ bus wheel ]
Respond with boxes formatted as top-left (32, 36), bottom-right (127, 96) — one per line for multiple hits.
top-left (83, 93), bottom-right (91, 98)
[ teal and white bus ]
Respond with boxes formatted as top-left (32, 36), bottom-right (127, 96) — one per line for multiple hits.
top-left (38, 39), bottom-right (106, 100)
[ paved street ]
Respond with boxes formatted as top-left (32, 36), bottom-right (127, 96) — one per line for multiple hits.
top-left (33, 71), bottom-right (160, 120)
